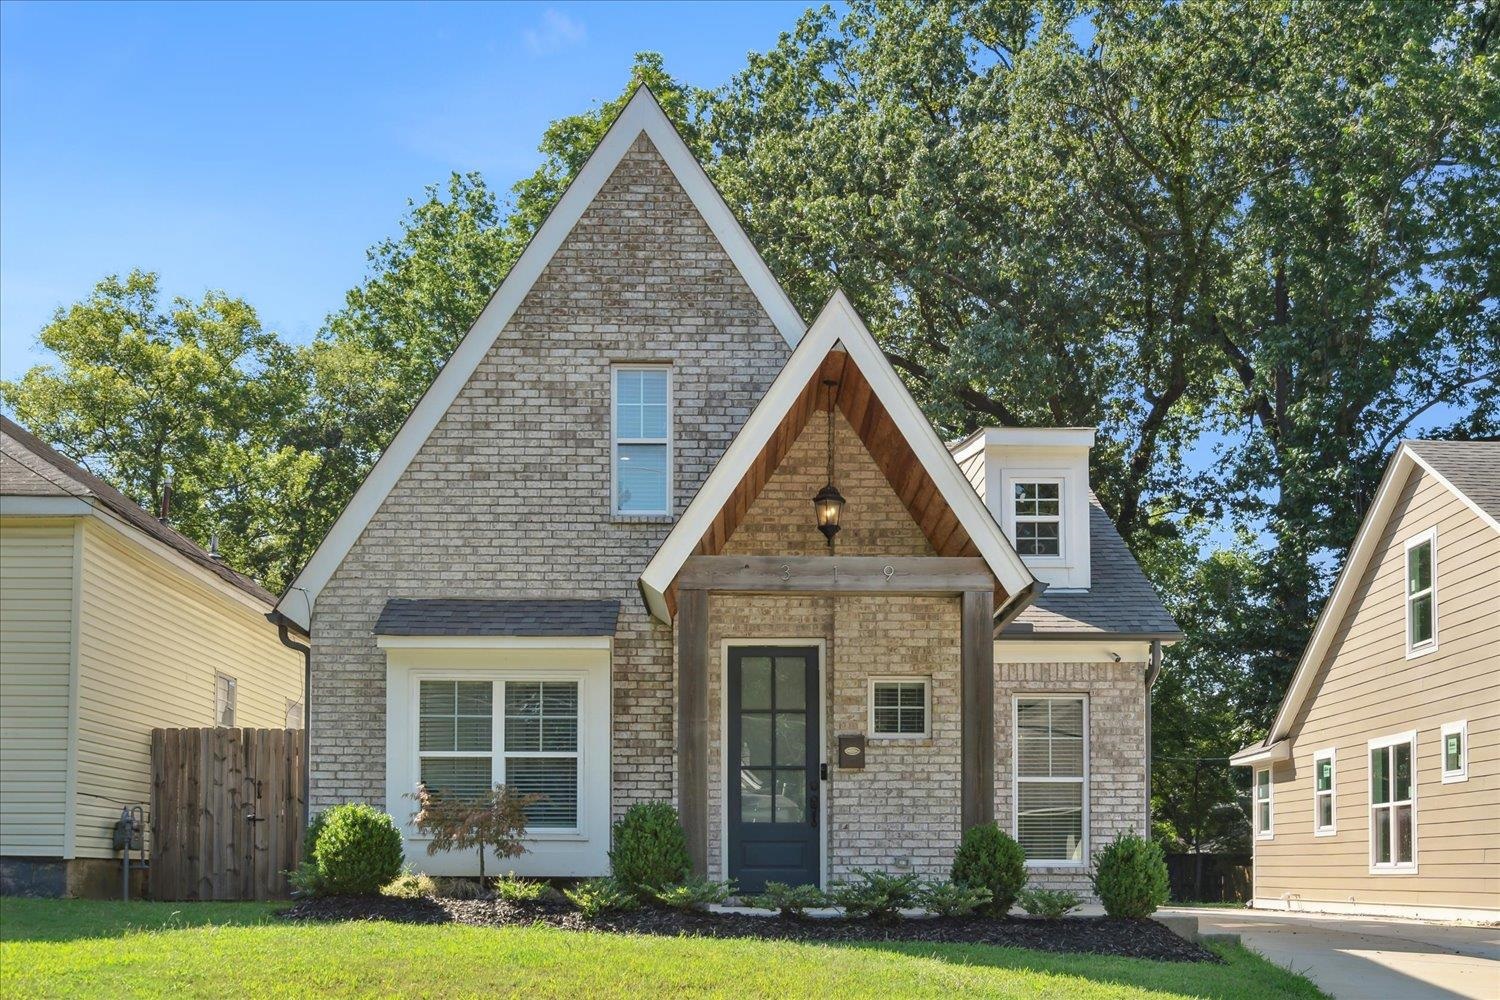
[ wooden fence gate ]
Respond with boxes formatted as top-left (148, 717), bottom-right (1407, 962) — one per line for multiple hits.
top-left (150, 727), bottom-right (306, 901)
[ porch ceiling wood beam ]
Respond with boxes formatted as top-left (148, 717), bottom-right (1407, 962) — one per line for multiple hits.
top-left (961, 588), bottom-right (997, 831)
top-left (678, 556), bottom-right (995, 594)
top-left (676, 588), bottom-right (710, 876)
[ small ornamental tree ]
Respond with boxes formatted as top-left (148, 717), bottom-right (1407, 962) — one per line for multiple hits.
top-left (410, 783), bottom-right (540, 882)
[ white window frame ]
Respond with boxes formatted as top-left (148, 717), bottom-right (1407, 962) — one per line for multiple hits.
top-left (1404, 527), bottom-right (1438, 658)
top-left (1008, 477), bottom-right (1066, 561)
top-left (1368, 730), bottom-right (1418, 875)
top-left (611, 364), bottom-right (673, 516)
top-left (1254, 766), bottom-right (1274, 840)
top-left (1440, 720), bottom-right (1468, 784)
top-left (285, 699), bottom-right (304, 729)
top-left (1012, 693), bottom-right (1089, 867)
top-left (413, 673), bottom-right (586, 838)
top-left (867, 677), bottom-right (931, 739)
top-left (214, 673), bottom-right (237, 727)
top-left (1312, 748), bottom-right (1336, 837)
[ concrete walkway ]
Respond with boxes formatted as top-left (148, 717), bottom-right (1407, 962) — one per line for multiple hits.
top-left (1159, 907), bottom-right (1500, 1000)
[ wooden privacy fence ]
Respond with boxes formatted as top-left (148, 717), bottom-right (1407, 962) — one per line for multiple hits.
top-left (150, 727), bottom-right (306, 901)
top-left (1166, 853), bottom-right (1253, 903)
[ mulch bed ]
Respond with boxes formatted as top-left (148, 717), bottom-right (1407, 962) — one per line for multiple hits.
top-left (279, 895), bottom-right (1219, 964)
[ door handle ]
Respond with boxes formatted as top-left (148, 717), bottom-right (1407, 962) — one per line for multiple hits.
top-left (809, 793), bottom-right (819, 828)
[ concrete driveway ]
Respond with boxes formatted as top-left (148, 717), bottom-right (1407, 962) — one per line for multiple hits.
top-left (1159, 907), bottom-right (1500, 1000)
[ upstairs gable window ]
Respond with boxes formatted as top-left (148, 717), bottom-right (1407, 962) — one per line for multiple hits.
top-left (1013, 481), bottom-right (1062, 557)
top-left (613, 366), bottom-right (671, 515)
top-left (1404, 529), bottom-right (1437, 655)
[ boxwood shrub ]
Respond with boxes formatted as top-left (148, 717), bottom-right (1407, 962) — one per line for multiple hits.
top-left (951, 823), bottom-right (1027, 916)
top-left (1090, 833), bottom-right (1169, 918)
top-left (608, 802), bottom-right (690, 898)
top-left (313, 803), bottom-right (405, 896)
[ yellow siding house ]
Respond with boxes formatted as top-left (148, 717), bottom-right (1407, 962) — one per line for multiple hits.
top-left (0, 416), bottom-right (304, 897)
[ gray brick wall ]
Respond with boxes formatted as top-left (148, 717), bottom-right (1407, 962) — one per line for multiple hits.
top-left (309, 132), bottom-right (790, 812)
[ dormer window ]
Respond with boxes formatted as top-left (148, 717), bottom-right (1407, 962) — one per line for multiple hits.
top-left (1013, 481), bottom-right (1062, 557)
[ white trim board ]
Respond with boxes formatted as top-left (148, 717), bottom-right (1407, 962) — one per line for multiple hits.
top-left (1250, 897), bottom-right (1500, 924)
top-left (274, 85), bottom-right (805, 631)
top-left (638, 291), bottom-right (1035, 622)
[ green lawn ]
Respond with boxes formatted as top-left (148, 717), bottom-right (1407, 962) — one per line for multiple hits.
top-left (0, 899), bottom-right (1324, 999)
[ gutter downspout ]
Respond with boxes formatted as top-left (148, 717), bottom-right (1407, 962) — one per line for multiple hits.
top-left (1144, 639), bottom-right (1163, 835)
top-left (270, 612), bottom-right (312, 829)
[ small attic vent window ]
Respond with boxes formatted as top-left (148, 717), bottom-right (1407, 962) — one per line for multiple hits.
top-left (1013, 481), bottom-right (1062, 557)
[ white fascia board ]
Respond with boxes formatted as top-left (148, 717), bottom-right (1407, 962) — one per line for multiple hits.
top-left (979, 427), bottom-right (1096, 450)
top-left (1264, 446), bottom-right (1421, 744)
top-left (638, 291), bottom-right (1035, 621)
top-left (274, 85), bottom-right (806, 632)
top-left (0, 496), bottom-right (92, 517)
top-left (1405, 446), bottom-right (1500, 535)
top-left (1230, 739), bottom-right (1291, 767)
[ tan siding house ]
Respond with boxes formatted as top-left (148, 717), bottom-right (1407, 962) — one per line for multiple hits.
top-left (1234, 440), bottom-right (1500, 921)
top-left (0, 417), bottom-right (304, 897)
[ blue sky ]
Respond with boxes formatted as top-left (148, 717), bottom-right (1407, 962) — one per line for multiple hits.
top-left (0, 0), bottom-right (813, 379)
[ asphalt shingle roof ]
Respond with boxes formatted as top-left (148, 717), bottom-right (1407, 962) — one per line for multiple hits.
top-left (1404, 439), bottom-right (1500, 524)
top-left (374, 598), bottom-right (621, 637)
top-left (1004, 494), bottom-right (1180, 637)
top-left (1, 415), bottom-right (279, 607)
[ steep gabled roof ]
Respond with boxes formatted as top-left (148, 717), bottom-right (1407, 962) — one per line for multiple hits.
top-left (1233, 439), bottom-right (1500, 763)
top-left (0, 415), bottom-right (279, 608)
top-left (275, 86), bottom-right (805, 630)
top-left (637, 292), bottom-right (1035, 622)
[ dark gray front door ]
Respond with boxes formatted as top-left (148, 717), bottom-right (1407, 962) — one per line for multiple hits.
top-left (727, 646), bottom-right (820, 892)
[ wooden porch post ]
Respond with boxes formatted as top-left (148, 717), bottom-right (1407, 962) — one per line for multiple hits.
top-left (961, 589), bottom-right (996, 831)
top-left (676, 588), bottom-right (709, 875)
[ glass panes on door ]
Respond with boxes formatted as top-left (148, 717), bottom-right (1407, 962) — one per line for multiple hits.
top-left (739, 655), bottom-right (809, 824)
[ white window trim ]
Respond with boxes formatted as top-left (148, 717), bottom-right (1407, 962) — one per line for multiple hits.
top-left (1368, 730), bottom-right (1418, 875)
top-left (1440, 720), bottom-right (1468, 784)
top-left (867, 677), bottom-right (931, 739)
top-left (1011, 693), bottom-right (1089, 868)
top-left (1007, 475), bottom-right (1066, 563)
top-left (411, 670), bottom-right (589, 841)
top-left (1254, 766), bottom-right (1274, 840)
top-left (1312, 747), bottom-right (1337, 837)
top-left (611, 364), bottom-right (673, 516)
top-left (214, 673), bottom-right (237, 727)
top-left (1403, 527), bottom-right (1438, 659)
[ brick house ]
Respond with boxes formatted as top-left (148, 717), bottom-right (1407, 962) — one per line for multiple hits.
top-left (274, 87), bottom-right (1179, 894)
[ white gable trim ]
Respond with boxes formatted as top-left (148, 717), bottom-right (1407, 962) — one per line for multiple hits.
top-left (1260, 442), bottom-right (1500, 748)
top-left (274, 86), bottom-right (804, 630)
top-left (637, 291), bottom-right (1035, 622)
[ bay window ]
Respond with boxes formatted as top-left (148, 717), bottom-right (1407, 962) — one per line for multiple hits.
top-left (1014, 695), bottom-right (1087, 864)
top-left (1369, 732), bottom-right (1416, 872)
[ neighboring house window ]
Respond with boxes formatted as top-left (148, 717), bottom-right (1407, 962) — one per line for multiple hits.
top-left (214, 674), bottom-right (237, 727)
top-left (1404, 528), bottom-right (1437, 655)
top-left (502, 681), bottom-right (579, 829)
top-left (1313, 749), bottom-right (1336, 836)
top-left (1441, 721), bottom-right (1467, 783)
top-left (285, 700), bottom-right (304, 729)
top-left (1369, 731), bottom-right (1416, 872)
top-left (411, 676), bottom-right (587, 835)
top-left (1014, 696), bottom-right (1086, 864)
top-left (613, 365), bottom-right (671, 515)
top-left (1012, 481), bottom-right (1062, 557)
top-left (1254, 768), bottom-right (1273, 839)
top-left (869, 679), bottom-right (930, 738)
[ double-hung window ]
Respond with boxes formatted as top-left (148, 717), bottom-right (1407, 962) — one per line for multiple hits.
top-left (417, 678), bottom-right (580, 830)
top-left (1012, 481), bottom-right (1063, 557)
top-left (1313, 749), bottom-right (1336, 836)
top-left (1441, 720), bottom-right (1467, 783)
top-left (1254, 768), bottom-right (1273, 839)
top-left (1405, 529), bottom-right (1437, 655)
top-left (214, 674), bottom-right (237, 727)
top-left (1369, 732), bottom-right (1416, 872)
top-left (612, 365), bottom-right (671, 515)
top-left (1014, 696), bottom-right (1086, 864)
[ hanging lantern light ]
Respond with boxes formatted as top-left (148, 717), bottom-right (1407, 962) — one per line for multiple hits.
top-left (812, 379), bottom-right (844, 548)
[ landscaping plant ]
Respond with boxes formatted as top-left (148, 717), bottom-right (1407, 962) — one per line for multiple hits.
top-left (563, 877), bottom-right (639, 919)
top-left (494, 872), bottom-right (549, 904)
top-left (1018, 887), bottom-right (1082, 919)
top-left (410, 782), bottom-right (539, 882)
top-left (951, 823), bottom-right (1027, 916)
top-left (920, 880), bottom-right (993, 917)
top-left (431, 876), bottom-right (488, 900)
top-left (607, 802), bottom-right (691, 899)
top-left (651, 877), bottom-right (736, 912)
top-left (1091, 833), bottom-right (1170, 918)
top-left (313, 803), bottom-right (405, 895)
top-left (829, 869), bottom-right (922, 921)
top-left (381, 871), bottom-right (437, 899)
top-left (745, 881), bottom-right (827, 918)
